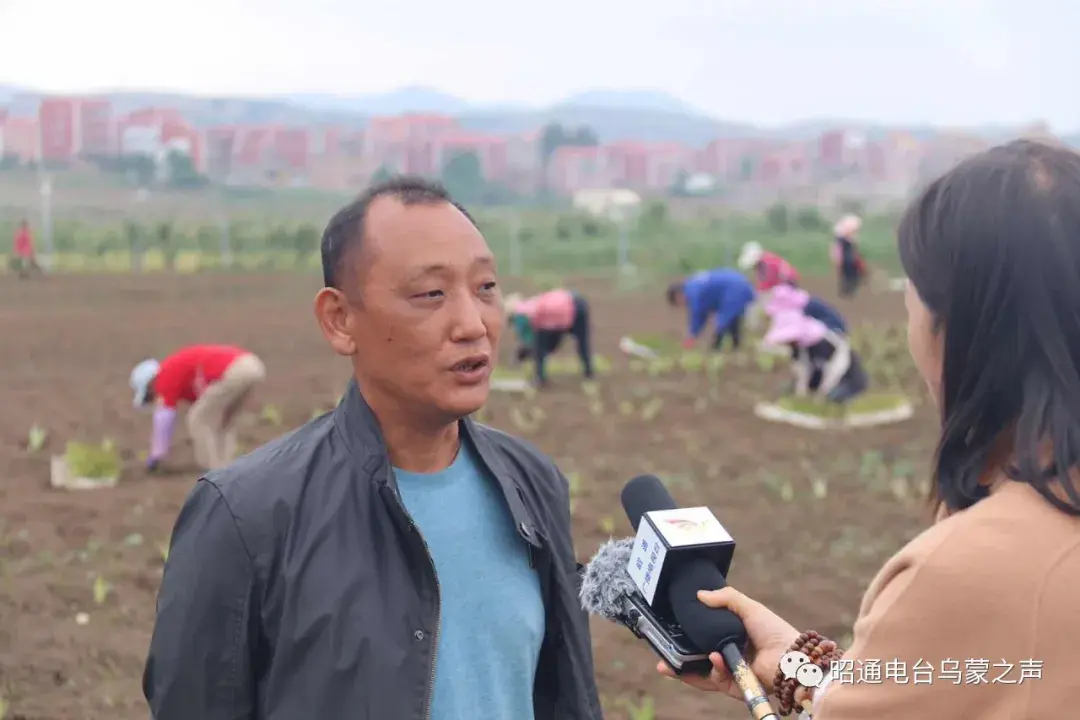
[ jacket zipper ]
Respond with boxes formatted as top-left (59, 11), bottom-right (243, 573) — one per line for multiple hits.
top-left (384, 483), bottom-right (441, 720)
top-left (413, 516), bottom-right (441, 720)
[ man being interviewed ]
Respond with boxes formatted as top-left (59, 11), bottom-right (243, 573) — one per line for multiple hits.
top-left (142, 176), bottom-right (603, 720)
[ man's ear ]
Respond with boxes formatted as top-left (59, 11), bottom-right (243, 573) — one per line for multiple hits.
top-left (314, 287), bottom-right (358, 356)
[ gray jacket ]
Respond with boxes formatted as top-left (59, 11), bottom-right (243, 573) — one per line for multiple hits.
top-left (143, 379), bottom-right (603, 720)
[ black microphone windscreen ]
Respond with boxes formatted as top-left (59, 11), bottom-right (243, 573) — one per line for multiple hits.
top-left (667, 557), bottom-right (747, 652)
top-left (620, 474), bottom-right (677, 531)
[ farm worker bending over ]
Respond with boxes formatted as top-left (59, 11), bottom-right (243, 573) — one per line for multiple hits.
top-left (666, 268), bottom-right (756, 351)
top-left (737, 241), bottom-right (800, 292)
top-left (128, 344), bottom-right (266, 471)
top-left (765, 283), bottom-right (847, 337)
top-left (504, 289), bottom-right (594, 387)
top-left (831, 213), bottom-right (867, 298)
top-left (763, 310), bottom-right (868, 404)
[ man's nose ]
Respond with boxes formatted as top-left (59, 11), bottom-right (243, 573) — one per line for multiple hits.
top-left (449, 296), bottom-right (488, 342)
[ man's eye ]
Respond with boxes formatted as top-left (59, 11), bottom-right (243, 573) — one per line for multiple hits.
top-left (414, 289), bottom-right (444, 300)
top-left (480, 281), bottom-right (497, 292)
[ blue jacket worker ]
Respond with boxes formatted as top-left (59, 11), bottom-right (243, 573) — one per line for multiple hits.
top-left (666, 268), bottom-right (756, 351)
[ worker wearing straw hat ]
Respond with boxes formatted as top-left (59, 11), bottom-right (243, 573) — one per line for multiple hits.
top-left (737, 241), bottom-right (800, 292)
top-left (129, 344), bottom-right (266, 471)
top-left (831, 214), bottom-right (866, 298)
top-left (504, 289), bottom-right (594, 387)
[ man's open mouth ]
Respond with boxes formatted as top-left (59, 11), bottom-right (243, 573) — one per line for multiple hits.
top-left (453, 357), bottom-right (488, 372)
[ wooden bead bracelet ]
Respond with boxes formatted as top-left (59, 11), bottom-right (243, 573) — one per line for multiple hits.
top-left (773, 630), bottom-right (845, 716)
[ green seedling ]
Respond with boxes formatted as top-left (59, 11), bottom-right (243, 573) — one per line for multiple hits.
top-left (677, 352), bottom-right (705, 372)
top-left (158, 542), bottom-right (170, 562)
top-left (65, 440), bottom-right (121, 480)
top-left (509, 406), bottom-right (545, 433)
top-left (566, 472), bottom-right (582, 498)
top-left (260, 404), bottom-right (283, 427)
top-left (27, 424), bottom-right (47, 452)
top-left (639, 397), bottom-right (663, 422)
top-left (705, 354), bottom-right (725, 375)
top-left (92, 575), bottom-right (112, 605)
top-left (619, 695), bottom-right (656, 720)
top-left (598, 516), bottom-right (616, 534)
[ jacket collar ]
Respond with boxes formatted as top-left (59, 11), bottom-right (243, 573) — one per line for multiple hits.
top-left (332, 378), bottom-right (542, 548)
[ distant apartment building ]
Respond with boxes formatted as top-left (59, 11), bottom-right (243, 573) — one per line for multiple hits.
top-left (365, 114), bottom-right (460, 175)
top-left (37, 96), bottom-right (114, 162)
top-left (695, 138), bottom-right (776, 184)
top-left (0, 113), bottom-right (39, 163)
top-left (603, 142), bottom-right (650, 188)
top-left (643, 143), bottom-right (695, 190)
top-left (756, 142), bottom-right (813, 186)
top-left (309, 126), bottom-right (371, 190)
top-left (203, 125), bottom-right (314, 186)
top-left (116, 107), bottom-right (205, 172)
top-left (546, 146), bottom-right (609, 195)
top-left (435, 134), bottom-right (508, 181)
top-left (503, 130), bottom-right (542, 194)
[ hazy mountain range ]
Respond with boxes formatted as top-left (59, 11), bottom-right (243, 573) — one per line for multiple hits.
top-left (1, 83), bottom-right (1076, 148)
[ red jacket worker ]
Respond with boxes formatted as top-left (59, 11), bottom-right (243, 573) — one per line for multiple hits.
top-left (12, 219), bottom-right (40, 278)
top-left (128, 345), bottom-right (266, 471)
top-left (737, 241), bottom-right (800, 292)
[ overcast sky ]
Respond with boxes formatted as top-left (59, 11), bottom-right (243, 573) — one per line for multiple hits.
top-left (0, 0), bottom-right (1075, 131)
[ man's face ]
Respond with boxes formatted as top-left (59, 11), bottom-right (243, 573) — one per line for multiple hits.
top-left (337, 197), bottom-right (503, 421)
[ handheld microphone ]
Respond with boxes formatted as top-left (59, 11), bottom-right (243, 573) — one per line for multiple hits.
top-left (579, 537), bottom-right (714, 676)
top-left (621, 474), bottom-right (779, 720)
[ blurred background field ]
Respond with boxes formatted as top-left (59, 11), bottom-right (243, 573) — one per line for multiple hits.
top-left (0, 180), bottom-right (926, 720)
top-left (0, 172), bottom-right (903, 281)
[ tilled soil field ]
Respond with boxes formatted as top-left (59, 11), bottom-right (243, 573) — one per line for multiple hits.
top-left (0, 271), bottom-right (935, 720)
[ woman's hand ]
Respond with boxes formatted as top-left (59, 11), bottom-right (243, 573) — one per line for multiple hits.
top-left (657, 588), bottom-right (800, 701)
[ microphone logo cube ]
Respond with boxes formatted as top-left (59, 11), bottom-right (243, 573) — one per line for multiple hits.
top-left (626, 506), bottom-right (736, 607)
top-left (627, 519), bottom-right (668, 604)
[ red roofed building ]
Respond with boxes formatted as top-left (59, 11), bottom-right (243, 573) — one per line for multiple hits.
top-left (116, 107), bottom-right (205, 171)
top-left (365, 114), bottom-right (460, 175)
top-left (546, 146), bottom-right (608, 195)
top-left (0, 114), bottom-right (39, 163)
top-left (38, 96), bottom-right (114, 162)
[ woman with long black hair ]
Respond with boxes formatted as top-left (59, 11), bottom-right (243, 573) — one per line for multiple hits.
top-left (660, 139), bottom-right (1080, 717)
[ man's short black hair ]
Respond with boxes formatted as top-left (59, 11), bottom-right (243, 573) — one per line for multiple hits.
top-left (320, 175), bottom-right (476, 289)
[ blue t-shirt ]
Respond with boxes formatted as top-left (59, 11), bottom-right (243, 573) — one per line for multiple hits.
top-left (393, 442), bottom-right (546, 720)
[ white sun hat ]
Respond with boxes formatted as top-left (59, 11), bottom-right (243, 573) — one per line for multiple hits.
top-left (833, 214), bottom-right (862, 238)
top-left (129, 358), bottom-right (160, 408)
top-left (737, 241), bottom-right (764, 270)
